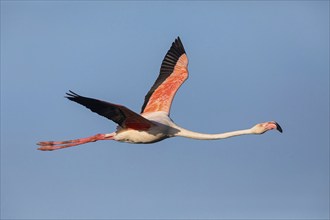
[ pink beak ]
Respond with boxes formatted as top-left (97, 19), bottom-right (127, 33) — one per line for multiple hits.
top-left (268, 121), bottom-right (283, 133)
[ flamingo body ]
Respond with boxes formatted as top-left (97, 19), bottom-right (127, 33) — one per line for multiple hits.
top-left (38, 37), bottom-right (282, 151)
top-left (114, 112), bottom-right (177, 143)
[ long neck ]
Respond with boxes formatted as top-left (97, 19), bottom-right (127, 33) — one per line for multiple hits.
top-left (174, 126), bottom-right (253, 140)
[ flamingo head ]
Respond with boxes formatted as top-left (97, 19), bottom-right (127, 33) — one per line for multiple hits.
top-left (251, 121), bottom-right (283, 134)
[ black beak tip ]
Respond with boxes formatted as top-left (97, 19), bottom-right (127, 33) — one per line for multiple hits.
top-left (275, 122), bottom-right (283, 133)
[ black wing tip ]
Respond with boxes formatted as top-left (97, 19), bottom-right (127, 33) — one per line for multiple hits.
top-left (65, 90), bottom-right (80, 100)
top-left (172, 36), bottom-right (186, 55)
top-left (160, 37), bottom-right (186, 70)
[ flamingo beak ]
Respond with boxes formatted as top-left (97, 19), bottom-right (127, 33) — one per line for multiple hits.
top-left (274, 121), bottom-right (283, 133)
top-left (265, 121), bottom-right (283, 133)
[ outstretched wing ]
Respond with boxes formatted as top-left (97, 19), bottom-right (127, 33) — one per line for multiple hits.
top-left (141, 37), bottom-right (189, 115)
top-left (66, 91), bottom-right (154, 130)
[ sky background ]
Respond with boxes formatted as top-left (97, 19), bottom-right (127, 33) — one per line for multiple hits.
top-left (1, 1), bottom-right (329, 219)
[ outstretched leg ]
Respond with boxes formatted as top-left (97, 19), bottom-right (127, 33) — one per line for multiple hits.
top-left (37, 133), bottom-right (115, 151)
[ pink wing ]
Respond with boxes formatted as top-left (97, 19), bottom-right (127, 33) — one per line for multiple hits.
top-left (141, 37), bottom-right (189, 115)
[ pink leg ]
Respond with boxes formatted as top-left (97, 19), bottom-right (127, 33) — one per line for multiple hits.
top-left (37, 133), bottom-right (115, 151)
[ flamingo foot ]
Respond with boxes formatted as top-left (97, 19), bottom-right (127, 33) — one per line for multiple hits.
top-left (37, 133), bottom-right (114, 151)
top-left (37, 140), bottom-right (83, 151)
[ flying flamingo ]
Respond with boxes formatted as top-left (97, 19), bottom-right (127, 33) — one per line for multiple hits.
top-left (37, 37), bottom-right (282, 151)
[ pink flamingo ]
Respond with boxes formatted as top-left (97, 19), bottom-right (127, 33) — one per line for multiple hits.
top-left (38, 37), bottom-right (282, 151)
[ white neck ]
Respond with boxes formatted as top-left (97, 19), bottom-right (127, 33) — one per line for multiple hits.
top-left (174, 126), bottom-right (253, 140)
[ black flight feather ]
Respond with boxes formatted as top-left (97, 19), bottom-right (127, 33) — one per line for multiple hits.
top-left (65, 90), bottom-right (127, 126)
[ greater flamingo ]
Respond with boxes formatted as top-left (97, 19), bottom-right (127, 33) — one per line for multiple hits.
top-left (38, 37), bottom-right (282, 151)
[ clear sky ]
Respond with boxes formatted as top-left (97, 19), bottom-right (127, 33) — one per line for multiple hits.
top-left (1, 1), bottom-right (329, 219)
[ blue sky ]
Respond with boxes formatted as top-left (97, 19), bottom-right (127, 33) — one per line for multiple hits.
top-left (1, 1), bottom-right (329, 219)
